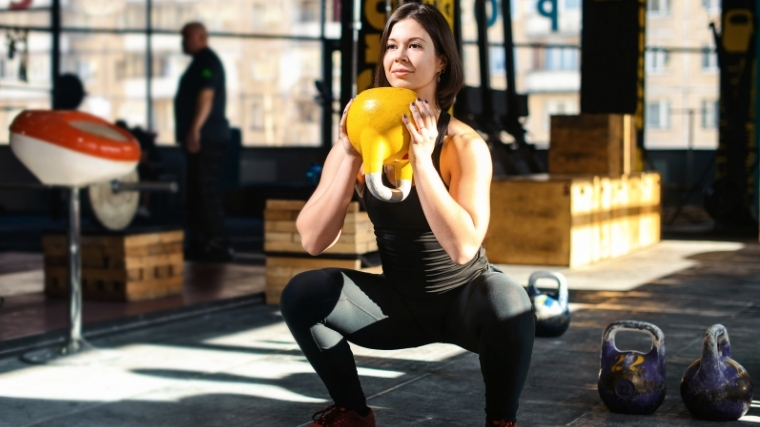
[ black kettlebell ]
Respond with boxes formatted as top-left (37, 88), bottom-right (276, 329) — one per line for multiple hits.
top-left (598, 320), bottom-right (667, 414)
top-left (526, 271), bottom-right (570, 337)
top-left (681, 324), bottom-right (753, 421)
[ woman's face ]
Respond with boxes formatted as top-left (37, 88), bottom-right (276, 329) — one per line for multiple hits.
top-left (383, 18), bottom-right (445, 100)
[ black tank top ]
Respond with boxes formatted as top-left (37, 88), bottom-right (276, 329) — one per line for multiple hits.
top-left (363, 111), bottom-right (489, 295)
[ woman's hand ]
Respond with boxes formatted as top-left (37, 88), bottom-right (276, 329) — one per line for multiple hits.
top-left (402, 98), bottom-right (439, 166)
top-left (339, 98), bottom-right (360, 159)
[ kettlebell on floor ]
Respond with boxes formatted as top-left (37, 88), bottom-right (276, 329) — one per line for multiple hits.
top-left (598, 320), bottom-right (667, 415)
top-left (681, 324), bottom-right (753, 421)
top-left (526, 271), bottom-right (570, 337)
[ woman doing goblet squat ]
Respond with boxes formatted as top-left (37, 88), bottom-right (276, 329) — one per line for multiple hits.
top-left (279, 3), bottom-right (535, 427)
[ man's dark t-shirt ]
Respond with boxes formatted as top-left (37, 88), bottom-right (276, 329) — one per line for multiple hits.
top-left (174, 47), bottom-right (230, 144)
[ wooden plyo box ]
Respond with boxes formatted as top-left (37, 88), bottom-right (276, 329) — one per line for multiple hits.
top-left (485, 174), bottom-right (597, 267)
top-left (264, 200), bottom-right (380, 305)
top-left (549, 114), bottom-right (636, 176)
top-left (264, 200), bottom-right (377, 255)
top-left (43, 229), bottom-right (184, 302)
top-left (485, 173), bottom-right (661, 267)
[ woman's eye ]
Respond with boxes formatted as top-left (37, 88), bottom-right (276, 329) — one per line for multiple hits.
top-left (409, 43), bottom-right (421, 49)
top-left (386, 44), bottom-right (397, 50)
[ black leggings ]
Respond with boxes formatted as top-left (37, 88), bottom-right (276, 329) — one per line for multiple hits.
top-left (279, 267), bottom-right (535, 422)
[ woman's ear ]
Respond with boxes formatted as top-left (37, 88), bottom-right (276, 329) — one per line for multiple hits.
top-left (438, 56), bottom-right (448, 73)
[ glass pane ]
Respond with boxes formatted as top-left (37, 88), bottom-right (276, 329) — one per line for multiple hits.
top-left (151, 0), bottom-right (320, 38)
top-left (62, 0), bottom-right (147, 30)
top-left (0, 31), bottom-right (51, 144)
top-left (60, 32), bottom-right (148, 128)
top-left (0, 0), bottom-right (51, 27)
top-left (151, 35), bottom-right (322, 147)
top-left (324, 0), bottom-right (341, 39)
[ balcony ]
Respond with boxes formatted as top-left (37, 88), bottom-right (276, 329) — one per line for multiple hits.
top-left (525, 70), bottom-right (580, 93)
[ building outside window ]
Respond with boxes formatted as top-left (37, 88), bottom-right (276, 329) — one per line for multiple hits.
top-left (701, 99), bottom-right (719, 129)
top-left (646, 47), bottom-right (669, 72)
top-left (702, 0), bottom-right (720, 13)
top-left (701, 45), bottom-right (718, 72)
top-left (544, 47), bottom-right (578, 71)
top-left (647, 100), bottom-right (671, 129)
top-left (647, 0), bottom-right (669, 15)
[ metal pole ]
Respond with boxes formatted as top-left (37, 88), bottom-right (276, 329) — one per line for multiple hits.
top-left (51, 0), bottom-right (60, 108)
top-left (146, 0), bottom-right (153, 131)
top-left (687, 108), bottom-right (694, 186)
top-left (66, 186), bottom-right (82, 354)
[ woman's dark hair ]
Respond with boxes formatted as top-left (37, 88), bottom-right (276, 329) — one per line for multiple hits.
top-left (373, 3), bottom-right (463, 111)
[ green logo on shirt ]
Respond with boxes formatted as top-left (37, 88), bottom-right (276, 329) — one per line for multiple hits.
top-left (201, 68), bottom-right (212, 78)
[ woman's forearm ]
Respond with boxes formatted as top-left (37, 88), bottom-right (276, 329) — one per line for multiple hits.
top-left (297, 145), bottom-right (363, 255)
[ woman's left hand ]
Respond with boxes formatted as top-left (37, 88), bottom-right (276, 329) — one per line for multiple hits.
top-left (402, 98), bottom-right (439, 166)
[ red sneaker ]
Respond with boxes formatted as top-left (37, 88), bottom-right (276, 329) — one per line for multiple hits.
top-left (486, 421), bottom-right (517, 427)
top-left (308, 404), bottom-right (376, 427)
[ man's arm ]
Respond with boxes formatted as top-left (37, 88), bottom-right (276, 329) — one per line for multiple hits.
top-left (185, 88), bottom-right (214, 153)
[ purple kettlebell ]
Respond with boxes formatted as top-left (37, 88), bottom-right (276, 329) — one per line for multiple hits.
top-left (598, 320), bottom-right (666, 414)
top-left (681, 324), bottom-right (753, 421)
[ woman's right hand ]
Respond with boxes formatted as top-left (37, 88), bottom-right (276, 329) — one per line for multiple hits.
top-left (339, 98), bottom-right (360, 158)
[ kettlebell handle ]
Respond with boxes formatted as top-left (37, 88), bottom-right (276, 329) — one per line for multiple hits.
top-left (702, 323), bottom-right (732, 365)
top-left (602, 320), bottom-right (665, 353)
top-left (527, 270), bottom-right (568, 308)
top-left (365, 172), bottom-right (412, 203)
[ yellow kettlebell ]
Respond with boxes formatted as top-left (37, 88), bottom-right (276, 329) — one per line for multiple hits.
top-left (346, 87), bottom-right (418, 202)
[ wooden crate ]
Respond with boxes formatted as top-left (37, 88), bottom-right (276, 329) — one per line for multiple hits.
top-left (264, 199), bottom-right (380, 305)
top-left (486, 172), bottom-right (661, 267)
top-left (264, 200), bottom-right (377, 255)
top-left (42, 229), bottom-right (184, 301)
top-left (591, 175), bottom-right (613, 262)
top-left (549, 114), bottom-right (636, 176)
top-left (485, 174), bottom-right (596, 267)
top-left (638, 172), bottom-right (662, 247)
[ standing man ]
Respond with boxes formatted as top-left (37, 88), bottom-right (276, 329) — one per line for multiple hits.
top-left (175, 22), bottom-right (234, 262)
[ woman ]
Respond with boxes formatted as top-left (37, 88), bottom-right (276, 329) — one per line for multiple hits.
top-left (280, 4), bottom-right (534, 427)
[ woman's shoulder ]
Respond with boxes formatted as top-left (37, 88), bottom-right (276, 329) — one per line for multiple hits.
top-left (443, 116), bottom-right (488, 153)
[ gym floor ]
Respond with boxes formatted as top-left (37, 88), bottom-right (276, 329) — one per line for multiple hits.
top-left (0, 236), bottom-right (759, 426)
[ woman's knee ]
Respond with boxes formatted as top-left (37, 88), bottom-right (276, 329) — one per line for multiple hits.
top-left (473, 273), bottom-right (533, 320)
top-left (279, 268), bottom-right (343, 322)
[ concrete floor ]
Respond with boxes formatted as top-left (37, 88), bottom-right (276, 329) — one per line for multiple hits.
top-left (1, 239), bottom-right (759, 427)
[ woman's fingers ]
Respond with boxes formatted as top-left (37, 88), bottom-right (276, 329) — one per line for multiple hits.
top-left (408, 98), bottom-right (437, 142)
top-left (402, 114), bottom-right (421, 140)
top-left (339, 98), bottom-right (354, 131)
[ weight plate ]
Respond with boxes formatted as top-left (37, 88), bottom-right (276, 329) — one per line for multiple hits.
top-left (88, 169), bottom-right (139, 231)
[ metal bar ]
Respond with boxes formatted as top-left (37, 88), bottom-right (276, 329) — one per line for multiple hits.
top-left (464, 40), bottom-right (718, 53)
top-left (0, 24), bottom-right (326, 41)
top-left (339, 0), bottom-right (354, 108)
top-left (0, 182), bottom-right (56, 190)
top-left (111, 181), bottom-right (178, 193)
top-left (0, 7), bottom-right (50, 13)
top-left (146, 0), bottom-right (153, 131)
top-left (66, 186), bottom-right (82, 353)
top-left (474, 0), bottom-right (494, 120)
top-left (50, 0), bottom-right (60, 108)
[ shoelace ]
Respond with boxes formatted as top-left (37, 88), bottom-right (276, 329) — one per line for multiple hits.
top-left (311, 404), bottom-right (340, 424)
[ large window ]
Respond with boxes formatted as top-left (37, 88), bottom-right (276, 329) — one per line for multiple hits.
top-left (0, 0), bottom-right (330, 146)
